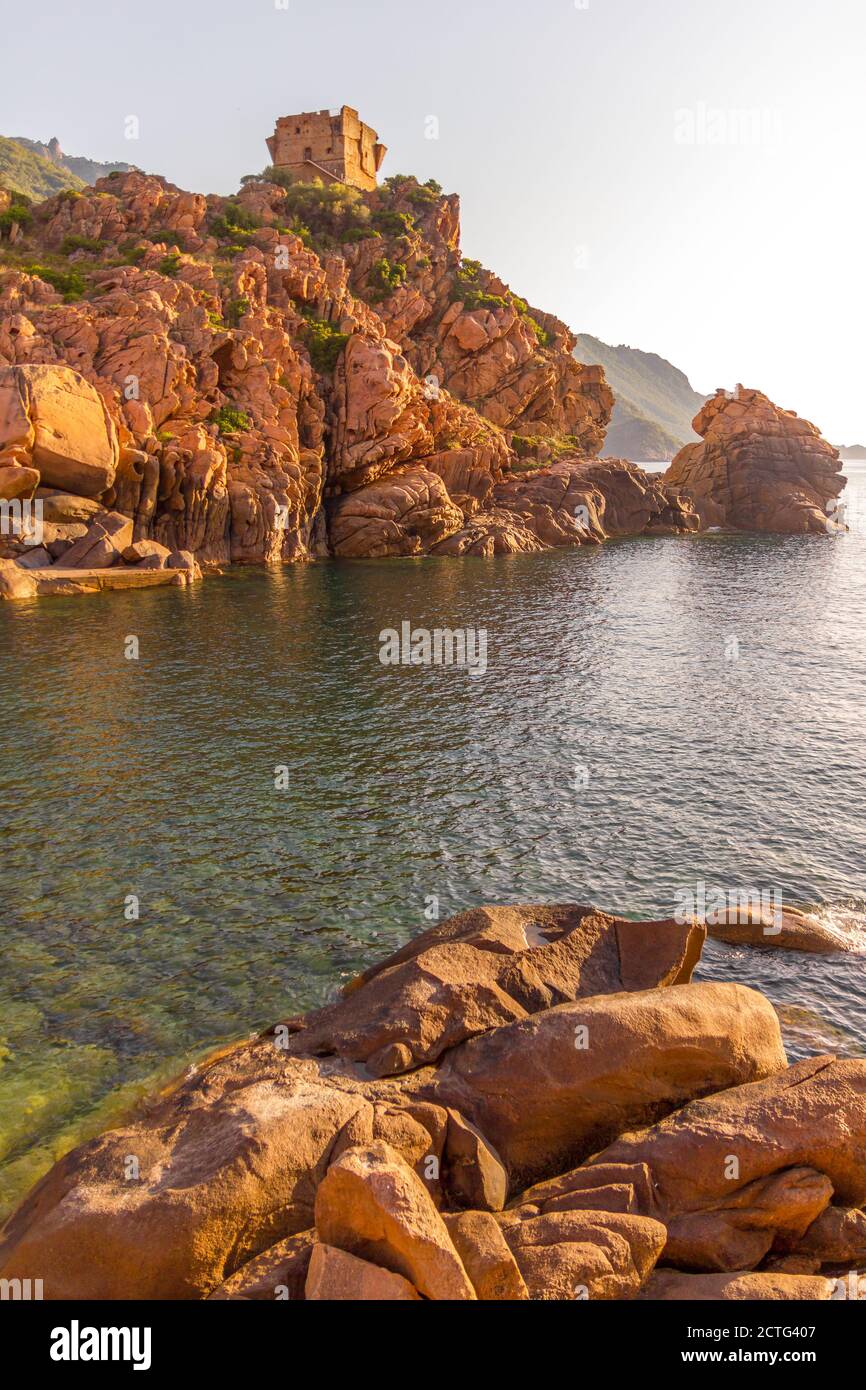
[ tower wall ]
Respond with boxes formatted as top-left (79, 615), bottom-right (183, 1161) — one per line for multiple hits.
top-left (266, 107), bottom-right (386, 191)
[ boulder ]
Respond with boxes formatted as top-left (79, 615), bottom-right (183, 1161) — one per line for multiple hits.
top-left (314, 1142), bottom-right (475, 1301)
top-left (122, 539), bottom-right (172, 566)
top-left (279, 903), bottom-right (706, 1077)
top-left (0, 364), bottom-right (119, 498)
top-left (585, 1056), bottom-right (866, 1269)
top-left (498, 1207), bottom-right (667, 1301)
top-left (706, 904), bottom-right (853, 954)
top-left (166, 549), bottom-right (202, 579)
top-left (45, 523), bottom-right (89, 561)
top-left (305, 1244), bottom-right (421, 1301)
top-left (14, 546), bottom-right (52, 570)
top-left (328, 466), bottom-right (463, 558)
top-left (59, 511), bottom-right (134, 570)
top-left (514, 1161), bottom-right (658, 1219)
top-left (663, 1167), bottom-right (833, 1272)
top-left (792, 1205), bottom-right (866, 1266)
top-left (207, 1230), bottom-right (316, 1300)
top-left (441, 1211), bottom-right (528, 1300)
top-left (664, 388), bottom-right (845, 534)
top-left (441, 1108), bottom-right (508, 1212)
top-left (639, 1269), bottom-right (835, 1301)
top-left (0, 557), bottom-right (37, 599)
top-left (0, 1064), bottom-right (374, 1299)
top-left (425, 982), bottom-right (787, 1189)
top-left (35, 491), bottom-right (105, 525)
top-left (0, 464), bottom-right (39, 500)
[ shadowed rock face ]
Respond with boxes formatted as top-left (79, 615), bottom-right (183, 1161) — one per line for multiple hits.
top-left (664, 387), bottom-right (846, 534)
top-left (0, 896), bottom-right (861, 1304)
top-left (578, 1055), bottom-right (866, 1272)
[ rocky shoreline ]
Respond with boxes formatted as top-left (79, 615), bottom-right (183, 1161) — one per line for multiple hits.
top-left (1, 901), bottom-right (863, 1301)
top-left (0, 170), bottom-right (847, 600)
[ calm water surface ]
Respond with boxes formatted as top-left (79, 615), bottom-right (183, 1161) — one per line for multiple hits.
top-left (1, 466), bottom-right (865, 1216)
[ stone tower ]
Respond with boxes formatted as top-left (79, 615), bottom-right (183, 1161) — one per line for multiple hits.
top-left (266, 106), bottom-right (387, 191)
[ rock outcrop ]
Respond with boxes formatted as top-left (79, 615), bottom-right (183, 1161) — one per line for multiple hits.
top-left (0, 362), bottom-right (120, 497)
top-left (0, 171), bottom-right (846, 596)
top-left (580, 1055), bottom-right (866, 1272)
top-left (705, 904), bottom-right (854, 955)
top-left (1, 895), bottom-right (862, 1302)
top-left (665, 387), bottom-right (846, 533)
top-left (278, 903), bottom-right (706, 1076)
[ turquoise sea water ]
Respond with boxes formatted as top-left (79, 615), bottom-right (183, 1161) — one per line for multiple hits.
top-left (1, 465), bottom-right (864, 1216)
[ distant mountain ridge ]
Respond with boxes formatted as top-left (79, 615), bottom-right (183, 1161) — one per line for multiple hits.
top-left (573, 333), bottom-right (707, 461)
top-left (0, 134), bottom-right (134, 200)
top-left (837, 444), bottom-right (866, 459)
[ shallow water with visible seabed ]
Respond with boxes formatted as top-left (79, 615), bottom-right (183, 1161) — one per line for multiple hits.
top-left (1, 465), bottom-right (864, 1218)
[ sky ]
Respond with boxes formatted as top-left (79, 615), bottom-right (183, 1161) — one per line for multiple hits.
top-left (2, 0), bottom-right (864, 443)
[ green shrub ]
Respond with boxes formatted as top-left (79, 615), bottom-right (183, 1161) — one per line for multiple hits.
top-left (299, 314), bottom-right (349, 374)
top-left (0, 201), bottom-right (32, 232)
top-left (384, 175), bottom-right (441, 203)
top-left (211, 404), bottom-right (251, 435)
top-left (258, 166), bottom-right (297, 192)
top-left (223, 201), bottom-right (261, 232)
top-left (372, 208), bottom-right (415, 238)
top-left (60, 233), bottom-right (105, 256)
top-left (524, 314), bottom-right (552, 348)
top-left (224, 297), bottom-right (250, 326)
top-left (340, 225), bottom-right (379, 244)
top-left (369, 257), bottom-right (407, 297)
top-left (408, 185), bottom-right (439, 207)
top-left (22, 262), bottom-right (87, 301)
top-left (158, 253), bottom-right (181, 278)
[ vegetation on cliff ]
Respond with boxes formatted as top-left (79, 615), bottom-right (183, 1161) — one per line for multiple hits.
top-left (0, 136), bottom-right (85, 200)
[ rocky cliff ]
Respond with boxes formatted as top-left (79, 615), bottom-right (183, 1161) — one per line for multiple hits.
top-left (0, 169), bottom-right (627, 572)
top-left (0, 169), bottom-right (847, 594)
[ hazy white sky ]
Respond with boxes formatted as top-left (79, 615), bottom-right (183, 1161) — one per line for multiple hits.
top-left (3, 0), bottom-right (864, 441)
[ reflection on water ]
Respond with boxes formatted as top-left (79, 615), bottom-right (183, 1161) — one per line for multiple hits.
top-left (0, 467), bottom-right (864, 1216)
